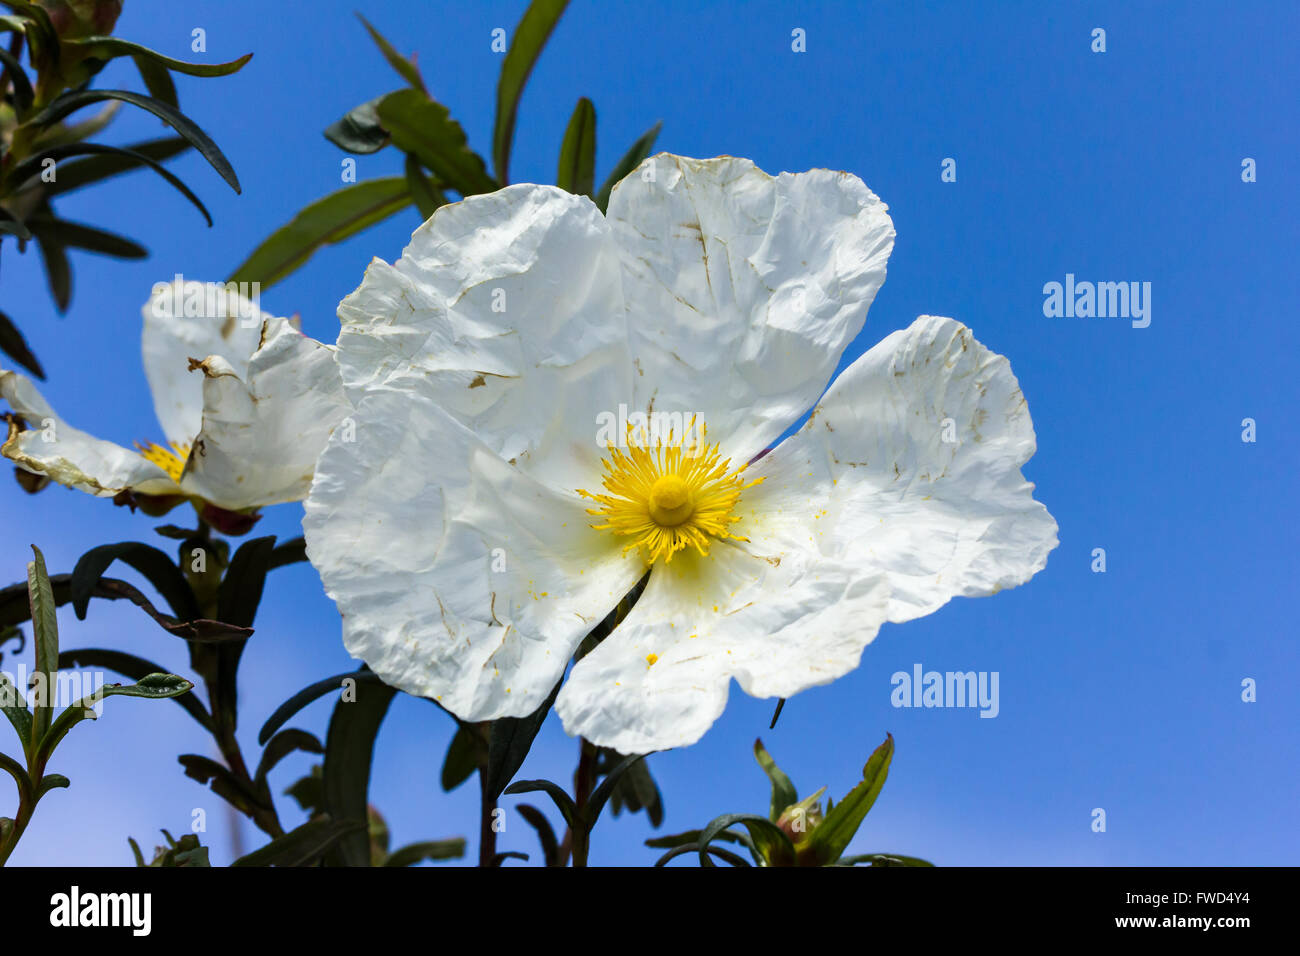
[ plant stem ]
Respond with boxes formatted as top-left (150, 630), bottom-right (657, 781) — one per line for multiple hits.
top-left (567, 737), bottom-right (598, 867)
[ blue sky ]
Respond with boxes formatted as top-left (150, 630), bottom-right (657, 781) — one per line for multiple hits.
top-left (3, 0), bottom-right (1296, 865)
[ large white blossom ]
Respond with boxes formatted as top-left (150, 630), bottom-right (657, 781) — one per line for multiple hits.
top-left (1, 280), bottom-right (349, 518)
top-left (303, 154), bottom-right (1058, 752)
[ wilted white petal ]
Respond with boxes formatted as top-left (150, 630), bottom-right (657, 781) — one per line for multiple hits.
top-left (303, 379), bottom-right (644, 721)
top-left (556, 543), bottom-right (890, 753)
top-left (607, 154), bottom-right (895, 461)
top-left (142, 279), bottom-right (269, 447)
top-left (743, 315), bottom-right (1059, 623)
top-left (180, 318), bottom-right (350, 510)
top-left (335, 185), bottom-right (631, 493)
top-left (0, 366), bottom-right (179, 497)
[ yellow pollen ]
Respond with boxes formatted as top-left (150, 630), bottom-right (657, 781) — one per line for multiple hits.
top-left (135, 440), bottom-right (191, 483)
top-left (645, 653), bottom-right (659, 666)
top-left (578, 418), bottom-right (764, 565)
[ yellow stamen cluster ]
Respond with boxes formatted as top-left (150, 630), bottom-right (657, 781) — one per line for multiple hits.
top-left (136, 440), bottom-right (191, 483)
top-left (579, 420), bottom-right (763, 565)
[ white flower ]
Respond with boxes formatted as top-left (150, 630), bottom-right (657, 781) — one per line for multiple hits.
top-left (1, 280), bottom-right (349, 521)
top-left (303, 154), bottom-right (1058, 752)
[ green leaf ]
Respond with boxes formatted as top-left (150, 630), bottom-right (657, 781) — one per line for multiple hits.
top-left (228, 177), bottom-right (411, 290)
top-left (439, 724), bottom-right (479, 792)
top-left (698, 812), bottom-right (794, 868)
top-left (283, 764), bottom-right (322, 816)
top-left (838, 852), bottom-right (934, 867)
top-left (0, 43), bottom-right (33, 114)
top-left (403, 153), bottom-right (446, 221)
top-left (36, 673), bottom-right (194, 762)
top-left (31, 227), bottom-right (70, 310)
top-left (0, 746), bottom-right (29, 792)
top-left (254, 728), bottom-right (323, 793)
top-left (582, 752), bottom-right (644, 828)
top-left (29, 101), bottom-right (120, 151)
top-left (0, 670), bottom-right (32, 754)
top-left (645, 828), bottom-right (747, 850)
top-left (654, 842), bottom-right (752, 867)
top-left (602, 748), bottom-right (664, 826)
top-left (321, 678), bottom-right (397, 866)
top-left (376, 89), bottom-right (496, 196)
top-left (754, 737), bottom-right (798, 821)
top-left (178, 753), bottom-right (262, 817)
top-left (502, 778), bottom-right (577, 831)
top-left (29, 218), bottom-right (145, 258)
top-left (383, 838), bottom-right (466, 866)
top-left (593, 120), bottom-right (661, 213)
top-left (42, 136), bottom-right (193, 191)
top-left (0, 308), bottom-right (44, 379)
top-left (484, 678), bottom-right (561, 801)
top-left (804, 733), bottom-right (894, 866)
top-left (231, 817), bottom-right (366, 867)
top-left (556, 96), bottom-right (596, 196)
top-left (267, 536), bottom-right (307, 571)
top-left (130, 53), bottom-right (177, 108)
top-left (27, 545), bottom-right (57, 746)
top-left (216, 535), bottom-right (276, 629)
top-left (515, 804), bottom-right (559, 867)
top-left (58, 648), bottom-right (211, 732)
top-left (493, 0), bottom-right (569, 184)
top-left (63, 36), bottom-right (252, 78)
top-left (29, 89), bottom-right (241, 193)
top-left (323, 95), bottom-right (390, 154)
top-left (71, 541), bottom-right (200, 622)
top-left (0, 206), bottom-right (32, 241)
top-left (356, 15), bottom-right (425, 93)
top-left (258, 669), bottom-right (384, 746)
top-left (35, 773), bottom-right (69, 800)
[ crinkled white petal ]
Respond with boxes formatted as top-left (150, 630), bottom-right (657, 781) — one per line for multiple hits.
top-left (335, 184), bottom-right (631, 494)
top-left (556, 543), bottom-right (890, 753)
top-left (607, 154), bottom-right (895, 461)
top-left (743, 315), bottom-right (1059, 623)
top-left (179, 317), bottom-right (350, 510)
top-left (303, 379), bottom-right (645, 721)
top-left (142, 279), bottom-right (270, 447)
top-left (0, 366), bottom-right (179, 497)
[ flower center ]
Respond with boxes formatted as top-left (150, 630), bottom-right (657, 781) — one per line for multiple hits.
top-left (136, 440), bottom-right (191, 483)
top-left (579, 418), bottom-right (763, 565)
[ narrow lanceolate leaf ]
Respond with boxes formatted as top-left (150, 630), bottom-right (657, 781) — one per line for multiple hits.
top-left (0, 207), bottom-right (32, 241)
top-left (754, 737), bottom-right (798, 821)
top-left (493, 0), bottom-right (570, 184)
top-left (31, 219), bottom-right (146, 258)
top-left (70, 542), bottom-right (200, 622)
top-left (804, 733), bottom-right (894, 866)
top-left (404, 154), bottom-right (446, 221)
top-left (322, 679), bottom-right (397, 866)
top-left (254, 728), bottom-right (323, 793)
top-left (0, 670), bottom-right (32, 756)
top-left (31, 229), bottom-right (70, 311)
top-left (228, 177), bottom-right (411, 290)
top-left (216, 536), bottom-right (277, 629)
top-left (323, 96), bottom-right (390, 154)
top-left (439, 724), bottom-right (479, 792)
top-left (258, 670), bottom-right (383, 746)
top-left (837, 852), bottom-right (935, 867)
top-left (0, 43), bottom-right (33, 113)
top-left (58, 648), bottom-right (211, 732)
top-left (583, 753), bottom-right (645, 827)
top-left (130, 54), bottom-right (177, 108)
top-left (0, 308), bottom-right (44, 379)
top-left (178, 754), bottom-right (262, 816)
top-left (376, 90), bottom-right (496, 197)
top-left (231, 818), bottom-right (366, 867)
top-left (29, 89), bottom-right (241, 193)
top-left (698, 813), bottom-right (793, 868)
top-left (501, 779), bottom-right (577, 831)
top-left (356, 15), bottom-right (425, 93)
top-left (43, 137), bottom-right (192, 193)
top-left (63, 37), bottom-right (252, 77)
top-left (26, 545), bottom-right (57, 746)
top-left (37, 674), bottom-right (194, 762)
top-left (593, 120), bottom-right (662, 213)
top-left (484, 678), bottom-right (561, 801)
top-left (515, 805), bottom-right (559, 867)
top-left (383, 839), bottom-right (466, 867)
top-left (556, 96), bottom-right (596, 196)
